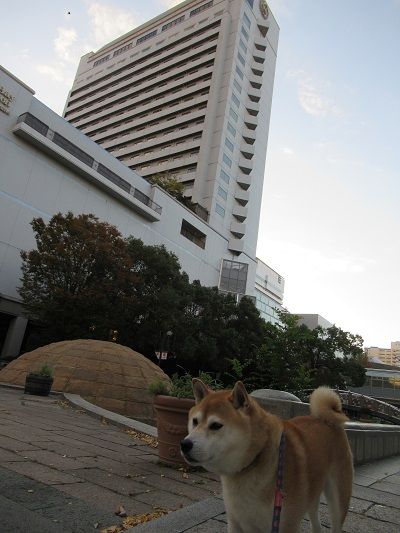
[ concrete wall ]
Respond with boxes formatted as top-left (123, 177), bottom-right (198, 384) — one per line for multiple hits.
top-left (252, 395), bottom-right (400, 465)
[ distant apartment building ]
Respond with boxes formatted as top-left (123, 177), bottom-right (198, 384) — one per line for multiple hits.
top-left (63, 0), bottom-right (279, 261)
top-left (366, 343), bottom-right (400, 366)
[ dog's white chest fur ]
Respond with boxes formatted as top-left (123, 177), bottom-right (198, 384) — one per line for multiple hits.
top-left (222, 476), bottom-right (274, 533)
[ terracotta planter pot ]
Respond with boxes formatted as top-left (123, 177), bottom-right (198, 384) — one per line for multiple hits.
top-left (154, 395), bottom-right (195, 465)
top-left (24, 374), bottom-right (53, 396)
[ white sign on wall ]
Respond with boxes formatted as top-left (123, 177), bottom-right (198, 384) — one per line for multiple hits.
top-left (0, 86), bottom-right (14, 115)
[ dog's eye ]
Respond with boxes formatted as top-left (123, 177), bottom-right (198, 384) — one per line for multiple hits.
top-left (209, 422), bottom-right (223, 430)
top-left (192, 418), bottom-right (198, 427)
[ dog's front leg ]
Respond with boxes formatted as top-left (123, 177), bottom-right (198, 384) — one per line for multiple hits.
top-left (227, 516), bottom-right (245, 533)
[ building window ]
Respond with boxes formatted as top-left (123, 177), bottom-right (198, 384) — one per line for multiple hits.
top-left (239, 39), bottom-right (247, 55)
top-left (223, 153), bottom-right (232, 168)
top-left (241, 26), bottom-right (249, 41)
top-left (93, 55), bottom-right (110, 67)
top-left (232, 92), bottom-right (240, 108)
top-left (219, 259), bottom-right (248, 294)
top-left (225, 137), bottom-right (234, 152)
top-left (180, 220), bottom-right (206, 249)
top-left (237, 52), bottom-right (246, 67)
top-left (229, 107), bottom-right (238, 122)
top-left (162, 15), bottom-right (185, 31)
top-left (215, 203), bottom-right (225, 217)
top-left (113, 43), bottom-right (132, 57)
top-left (227, 122), bottom-right (236, 137)
top-left (220, 169), bottom-right (230, 184)
top-left (233, 79), bottom-right (242, 94)
top-left (243, 12), bottom-right (251, 29)
top-left (137, 30), bottom-right (157, 45)
top-left (190, 1), bottom-right (213, 17)
top-left (235, 65), bottom-right (244, 80)
top-left (218, 186), bottom-right (228, 200)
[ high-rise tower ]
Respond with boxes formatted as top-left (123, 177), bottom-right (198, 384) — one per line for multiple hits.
top-left (64, 0), bottom-right (279, 260)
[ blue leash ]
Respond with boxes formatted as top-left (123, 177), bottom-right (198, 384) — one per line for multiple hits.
top-left (271, 431), bottom-right (285, 533)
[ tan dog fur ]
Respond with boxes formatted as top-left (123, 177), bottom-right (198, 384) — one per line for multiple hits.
top-left (181, 380), bottom-right (353, 533)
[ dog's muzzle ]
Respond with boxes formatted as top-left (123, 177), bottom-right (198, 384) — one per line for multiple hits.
top-left (181, 438), bottom-right (200, 463)
top-left (180, 438), bottom-right (193, 455)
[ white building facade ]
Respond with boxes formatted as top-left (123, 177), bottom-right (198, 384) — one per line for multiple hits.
top-left (0, 64), bottom-right (283, 360)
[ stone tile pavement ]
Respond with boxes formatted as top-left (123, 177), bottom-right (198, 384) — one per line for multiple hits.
top-left (1, 385), bottom-right (400, 532)
top-left (0, 387), bottom-right (219, 532)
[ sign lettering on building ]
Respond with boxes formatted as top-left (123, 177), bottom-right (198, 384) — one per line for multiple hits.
top-left (0, 86), bottom-right (14, 115)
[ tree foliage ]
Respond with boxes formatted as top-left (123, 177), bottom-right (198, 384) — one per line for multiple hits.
top-left (19, 213), bottom-right (267, 372)
top-left (19, 212), bottom-right (135, 345)
top-left (242, 311), bottom-right (366, 392)
top-left (19, 213), bottom-right (366, 394)
top-left (148, 173), bottom-right (186, 201)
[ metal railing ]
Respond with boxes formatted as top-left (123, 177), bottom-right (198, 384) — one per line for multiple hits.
top-left (336, 389), bottom-right (400, 424)
top-left (17, 113), bottom-right (48, 136)
top-left (17, 113), bottom-right (162, 216)
top-left (53, 132), bottom-right (94, 167)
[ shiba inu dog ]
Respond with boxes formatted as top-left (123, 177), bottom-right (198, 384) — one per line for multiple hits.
top-left (181, 380), bottom-right (353, 533)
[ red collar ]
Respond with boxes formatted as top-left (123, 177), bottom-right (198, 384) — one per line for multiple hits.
top-left (271, 431), bottom-right (285, 533)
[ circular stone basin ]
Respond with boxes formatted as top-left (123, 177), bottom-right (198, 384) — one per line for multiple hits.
top-left (0, 339), bottom-right (170, 424)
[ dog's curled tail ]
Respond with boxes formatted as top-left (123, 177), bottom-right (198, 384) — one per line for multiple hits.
top-left (310, 387), bottom-right (348, 425)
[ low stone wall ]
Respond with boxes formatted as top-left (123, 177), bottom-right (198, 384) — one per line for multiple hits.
top-left (346, 422), bottom-right (400, 465)
top-left (252, 394), bottom-right (400, 465)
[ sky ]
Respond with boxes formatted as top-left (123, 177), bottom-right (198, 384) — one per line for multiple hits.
top-left (2, 0), bottom-right (399, 348)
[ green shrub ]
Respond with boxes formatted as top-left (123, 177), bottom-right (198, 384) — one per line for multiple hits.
top-left (149, 372), bottom-right (222, 399)
top-left (30, 363), bottom-right (53, 378)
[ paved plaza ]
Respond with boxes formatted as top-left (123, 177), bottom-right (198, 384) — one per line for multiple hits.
top-left (0, 386), bottom-right (400, 532)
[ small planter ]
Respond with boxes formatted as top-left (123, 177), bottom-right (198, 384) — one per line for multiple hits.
top-left (154, 395), bottom-right (195, 465)
top-left (24, 374), bottom-right (54, 396)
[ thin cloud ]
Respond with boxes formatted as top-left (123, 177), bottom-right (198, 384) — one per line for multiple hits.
top-left (158, 0), bottom-right (183, 10)
top-left (87, 2), bottom-right (141, 48)
top-left (54, 27), bottom-right (78, 63)
top-left (18, 48), bottom-right (30, 60)
top-left (288, 69), bottom-right (343, 118)
top-left (282, 147), bottom-right (294, 155)
top-left (266, 240), bottom-right (371, 276)
top-left (35, 64), bottom-right (67, 83)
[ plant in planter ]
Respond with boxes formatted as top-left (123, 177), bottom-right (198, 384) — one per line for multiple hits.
top-left (150, 372), bottom-right (222, 466)
top-left (24, 363), bottom-right (54, 396)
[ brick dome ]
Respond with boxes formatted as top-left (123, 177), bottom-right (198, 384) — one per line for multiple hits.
top-left (0, 339), bottom-right (170, 424)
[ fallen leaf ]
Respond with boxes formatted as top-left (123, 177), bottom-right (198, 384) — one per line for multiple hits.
top-left (115, 505), bottom-right (127, 517)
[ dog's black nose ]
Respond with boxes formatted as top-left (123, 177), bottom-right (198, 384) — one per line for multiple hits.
top-left (180, 438), bottom-right (193, 454)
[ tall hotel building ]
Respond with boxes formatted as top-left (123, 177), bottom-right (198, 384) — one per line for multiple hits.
top-left (64, 0), bottom-right (278, 259)
top-left (0, 1), bottom-right (283, 359)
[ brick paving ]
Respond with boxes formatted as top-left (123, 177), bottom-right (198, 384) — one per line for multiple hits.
top-left (0, 387), bottom-right (219, 532)
top-left (1, 385), bottom-right (400, 532)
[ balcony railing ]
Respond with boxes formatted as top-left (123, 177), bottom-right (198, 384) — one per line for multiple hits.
top-left (16, 113), bottom-right (162, 216)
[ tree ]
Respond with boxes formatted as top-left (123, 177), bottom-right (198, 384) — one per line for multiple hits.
top-left (148, 173), bottom-right (186, 202)
top-left (120, 237), bottom-right (190, 358)
top-left (245, 311), bottom-right (366, 392)
top-left (19, 212), bottom-right (135, 346)
top-left (172, 287), bottom-right (268, 377)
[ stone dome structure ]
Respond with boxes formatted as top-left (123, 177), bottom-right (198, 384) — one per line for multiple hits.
top-left (0, 339), bottom-right (170, 424)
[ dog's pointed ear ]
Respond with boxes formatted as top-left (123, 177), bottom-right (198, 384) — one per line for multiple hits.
top-left (192, 378), bottom-right (210, 404)
top-left (231, 381), bottom-right (250, 410)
